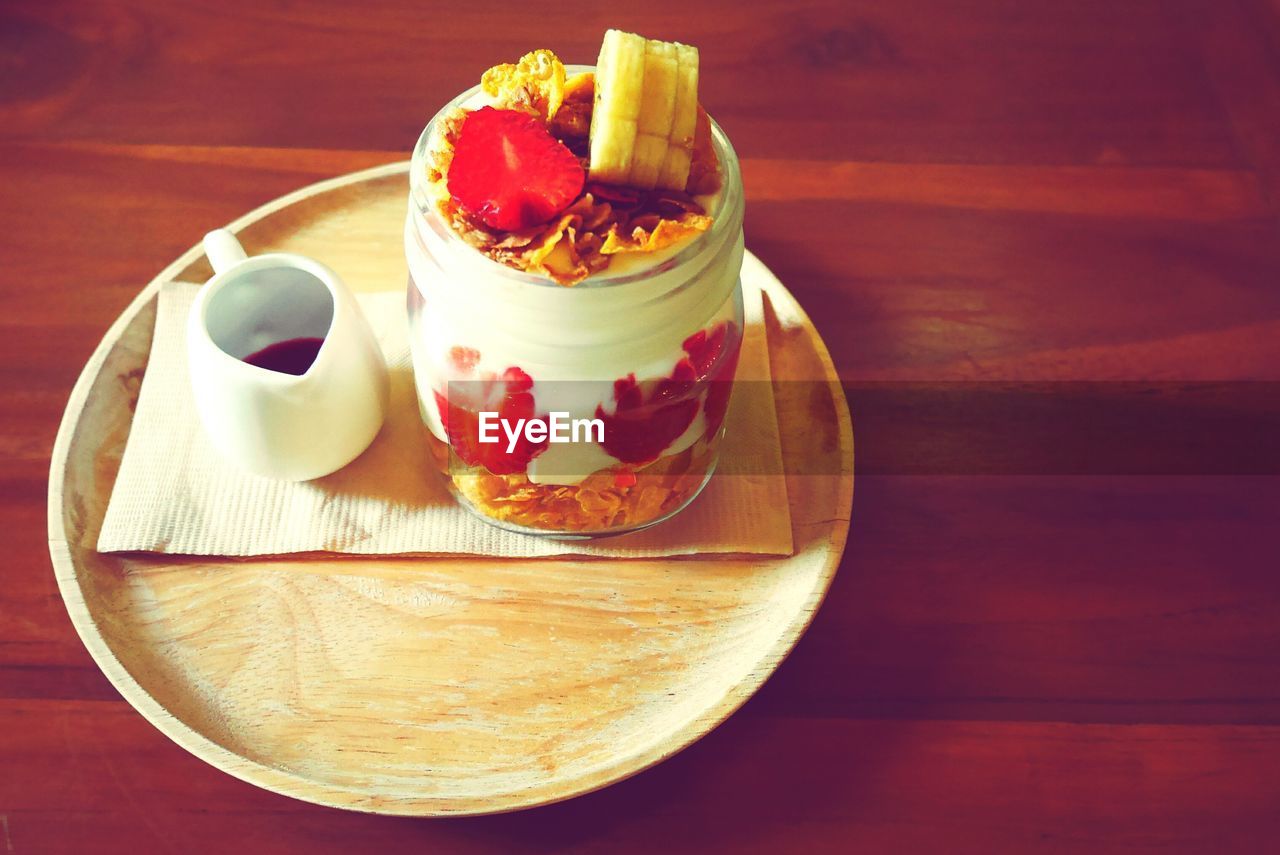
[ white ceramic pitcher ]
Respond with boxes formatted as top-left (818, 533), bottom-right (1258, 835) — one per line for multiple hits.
top-left (187, 229), bottom-right (389, 481)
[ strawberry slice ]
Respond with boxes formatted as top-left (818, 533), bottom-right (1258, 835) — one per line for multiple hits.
top-left (595, 374), bottom-right (699, 465)
top-left (434, 364), bottom-right (547, 475)
top-left (682, 324), bottom-right (728, 377)
top-left (593, 322), bottom-right (741, 464)
top-left (447, 107), bottom-right (586, 232)
top-left (695, 322), bottom-right (740, 437)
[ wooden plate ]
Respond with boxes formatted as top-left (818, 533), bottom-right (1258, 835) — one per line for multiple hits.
top-left (47, 163), bottom-right (853, 816)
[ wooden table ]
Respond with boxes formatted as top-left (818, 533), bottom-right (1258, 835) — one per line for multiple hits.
top-left (4, 1), bottom-right (1280, 850)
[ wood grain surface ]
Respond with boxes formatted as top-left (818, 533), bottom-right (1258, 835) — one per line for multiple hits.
top-left (4, 0), bottom-right (1280, 851)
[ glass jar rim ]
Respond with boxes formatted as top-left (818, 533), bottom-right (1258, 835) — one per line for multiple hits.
top-left (408, 64), bottom-right (742, 291)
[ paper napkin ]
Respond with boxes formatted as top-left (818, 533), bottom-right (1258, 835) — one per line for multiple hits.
top-left (97, 276), bottom-right (792, 559)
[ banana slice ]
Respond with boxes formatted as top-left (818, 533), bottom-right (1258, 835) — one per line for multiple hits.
top-left (656, 43), bottom-right (699, 191)
top-left (589, 29), bottom-right (645, 185)
top-left (590, 30), bottom-right (701, 191)
top-left (627, 40), bottom-right (677, 189)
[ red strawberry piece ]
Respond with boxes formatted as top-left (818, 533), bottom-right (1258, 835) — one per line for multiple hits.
top-left (682, 323), bottom-right (729, 378)
top-left (653, 357), bottom-right (696, 403)
top-left (595, 374), bottom-right (699, 465)
top-left (499, 365), bottom-right (534, 393)
top-left (699, 323), bottom-right (741, 437)
top-left (593, 322), bottom-right (742, 465)
top-left (447, 107), bottom-right (585, 232)
top-left (434, 365), bottom-right (547, 475)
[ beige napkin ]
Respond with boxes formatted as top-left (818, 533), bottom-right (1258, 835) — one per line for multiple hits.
top-left (97, 275), bottom-right (792, 558)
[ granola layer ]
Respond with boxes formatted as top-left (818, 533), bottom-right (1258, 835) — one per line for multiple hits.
top-left (425, 427), bottom-right (719, 533)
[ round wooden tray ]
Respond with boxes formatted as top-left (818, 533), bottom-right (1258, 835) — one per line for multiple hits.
top-left (47, 162), bottom-right (853, 816)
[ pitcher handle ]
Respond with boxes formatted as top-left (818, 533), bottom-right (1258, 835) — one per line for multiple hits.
top-left (203, 229), bottom-right (248, 275)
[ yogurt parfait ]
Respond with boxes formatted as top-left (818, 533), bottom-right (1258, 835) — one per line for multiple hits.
top-left (405, 29), bottom-right (745, 537)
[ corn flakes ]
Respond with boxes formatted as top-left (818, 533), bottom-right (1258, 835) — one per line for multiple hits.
top-left (425, 428), bottom-right (717, 533)
top-left (481, 49), bottom-right (567, 122)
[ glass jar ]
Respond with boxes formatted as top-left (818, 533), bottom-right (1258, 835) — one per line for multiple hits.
top-left (404, 74), bottom-right (745, 538)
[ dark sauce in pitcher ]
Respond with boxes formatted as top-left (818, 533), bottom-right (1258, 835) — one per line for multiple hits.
top-left (244, 337), bottom-right (325, 376)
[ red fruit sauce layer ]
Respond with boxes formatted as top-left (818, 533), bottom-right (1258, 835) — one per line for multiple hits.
top-left (433, 320), bottom-right (739, 478)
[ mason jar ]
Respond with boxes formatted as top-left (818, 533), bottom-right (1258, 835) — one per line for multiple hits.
top-left (404, 74), bottom-right (745, 538)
